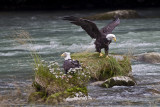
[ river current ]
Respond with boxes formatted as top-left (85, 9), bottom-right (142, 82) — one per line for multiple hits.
top-left (0, 10), bottom-right (160, 106)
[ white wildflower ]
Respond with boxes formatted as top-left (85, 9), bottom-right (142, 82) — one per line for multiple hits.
top-left (54, 62), bottom-right (59, 65)
top-left (49, 68), bottom-right (54, 72)
top-left (68, 75), bottom-right (72, 78)
top-left (48, 65), bottom-right (51, 68)
top-left (55, 75), bottom-right (58, 78)
top-left (61, 75), bottom-right (66, 79)
top-left (66, 79), bottom-right (69, 82)
top-left (50, 70), bottom-right (53, 73)
top-left (57, 68), bottom-right (60, 71)
top-left (52, 72), bottom-right (57, 75)
top-left (79, 67), bottom-right (83, 70)
top-left (41, 60), bottom-right (45, 62)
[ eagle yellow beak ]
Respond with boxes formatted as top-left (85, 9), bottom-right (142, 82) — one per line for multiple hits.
top-left (61, 53), bottom-right (65, 57)
top-left (113, 37), bottom-right (116, 42)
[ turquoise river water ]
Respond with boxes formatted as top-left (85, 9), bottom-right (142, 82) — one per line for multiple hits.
top-left (0, 10), bottom-right (160, 106)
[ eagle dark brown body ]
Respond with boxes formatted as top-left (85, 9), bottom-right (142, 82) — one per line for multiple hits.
top-left (63, 59), bottom-right (80, 74)
top-left (61, 52), bottom-right (81, 74)
top-left (63, 16), bottom-right (120, 56)
top-left (95, 37), bottom-right (112, 56)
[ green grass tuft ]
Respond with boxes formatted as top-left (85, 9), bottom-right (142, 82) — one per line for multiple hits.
top-left (71, 52), bottom-right (131, 80)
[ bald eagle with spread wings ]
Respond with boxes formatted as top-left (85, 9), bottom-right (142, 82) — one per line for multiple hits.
top-left (63, 16), bottom-right (120, 57)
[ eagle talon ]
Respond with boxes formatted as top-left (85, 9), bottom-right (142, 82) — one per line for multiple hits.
top-left (99, 53), bottom-right (104, 57)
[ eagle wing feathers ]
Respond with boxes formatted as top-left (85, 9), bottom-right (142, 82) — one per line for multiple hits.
top-left (100, 17), bottom-right (120, 35)
top-left (63, 59), bottom-right (81, 74)
top-left (63, 16), bottom-right (102, 39)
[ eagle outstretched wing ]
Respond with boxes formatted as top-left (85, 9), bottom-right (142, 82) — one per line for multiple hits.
top-left (63, 16), bottom-right (102, 39)
top-left (100, 17), bottom-right (120, 35)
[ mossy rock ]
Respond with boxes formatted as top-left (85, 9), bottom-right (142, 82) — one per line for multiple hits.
top-left (45, 86), bottom-right (88, 104)
top-left (46, 87), bottom-right (89, 104)
top-left (29, 83), bottom-right (88, 104)
top-left (46, 92), bottom-right (62, 104)
top-left (34, 76), bottom-right (69, 95)
top-left (71, 52), bottom-right (132, 81)
top-left (34, 69), bottom-right (76, 95)
top-left (101, 76), bottom-right (136, 88)
top-left (28, 92), bottom-right (46, 103)
top-left (83, 10), bottom-right (141, 20)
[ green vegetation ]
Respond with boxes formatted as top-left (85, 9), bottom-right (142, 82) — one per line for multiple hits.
top-left (71, 52), bottom-right (131, 80)
top-left (29, 51), bottom-right (131, 104)
top-left (29, 53), bottom-right (90, 104)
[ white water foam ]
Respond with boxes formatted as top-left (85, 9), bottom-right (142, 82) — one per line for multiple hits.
top-left (0, 52), bottom-right (18, 56)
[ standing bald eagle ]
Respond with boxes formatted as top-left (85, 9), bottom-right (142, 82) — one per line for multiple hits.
top-left (63, 16), bottom-right (120, 57)
top-left (61, 52), bottom-right (81, 74)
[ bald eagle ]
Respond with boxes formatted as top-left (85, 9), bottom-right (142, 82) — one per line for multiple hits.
top-left (63, 16), bottom-right (120, 57)
top-left (61, 52), bottom-right (81, 74)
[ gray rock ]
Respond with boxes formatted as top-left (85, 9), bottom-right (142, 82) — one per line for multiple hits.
top-left (84, 10), bottom-right (141, 20)
top-left (135, 52), bottom-right (160, 64)
top-left (101, 76), bottom-right (136, 88)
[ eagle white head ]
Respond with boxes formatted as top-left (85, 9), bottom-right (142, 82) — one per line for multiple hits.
top-left (61, 52), bottom-right (71, 60)
top-left (106, 34), bottom-right (116, 42)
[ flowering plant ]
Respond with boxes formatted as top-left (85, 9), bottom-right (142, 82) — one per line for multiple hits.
top-left (34, 60), bottom-right (90, 88)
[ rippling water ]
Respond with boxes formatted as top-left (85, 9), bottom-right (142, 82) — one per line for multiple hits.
top-left (0, 11), bottom-right (160, 106)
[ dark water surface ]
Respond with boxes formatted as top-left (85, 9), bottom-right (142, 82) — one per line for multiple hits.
top-left (0, 10), bottom-right (160, 106)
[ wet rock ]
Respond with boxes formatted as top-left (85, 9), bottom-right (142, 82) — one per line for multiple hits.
top-left (135, 52), bottom-right (160, 64)
top-left (84, 10), bottom-right (141, 20)
top-left (101, 76), bottom-right (136, 88)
